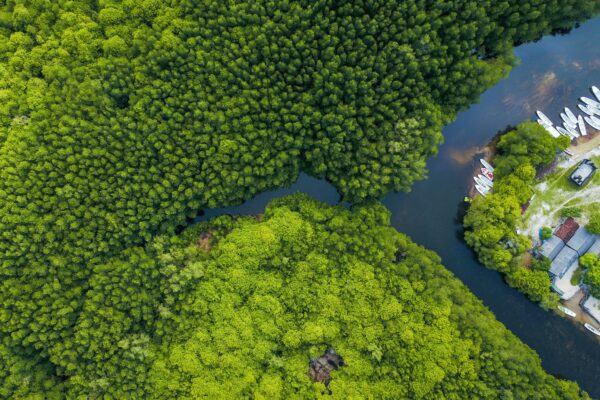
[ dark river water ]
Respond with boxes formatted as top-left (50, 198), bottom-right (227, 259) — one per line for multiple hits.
top-left (201, 17), bottom-right (600, 397)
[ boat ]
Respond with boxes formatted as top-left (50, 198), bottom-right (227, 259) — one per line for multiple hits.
top-left (556, 126), bottom-right (575, 138)
top-left (544, 125), bottom-right (561, 138)
top-left (592, 85), bottom-right (600, 102)
top-left (474, 176), bottom-right (492, 189)
top-left (557, 305), bottom-right (576, 317)
top-left (584, 323), bottom-right (600, 336)
top-left (584, 116), bottom-right (600, 130)
top-left (475, 184), bottom-right (489, 197)
top-left (481, 167), bottom-right (494, 180)
top-left (579, 104), bottom-right (599, 116)
top-left (561, 115), bottom-right (577, 128)
top-left (564, 123), bottom-right (580, 137)
top-left (560, 113), bottom-right (573, 124)
top-left (480, 159), bottom-right (494, 172)
top-left (536, 110), bottom-right (553, 126)
top-left (565, 107), bottom-right (578, 123)
top-left (581, 96), bottom-right (600, 108)
top-left (537, 118), bottom-right (548, 126)
top-left (478, 174), bottom-right (493, 187)
top-left (578, 115), bottom-right (587, 136)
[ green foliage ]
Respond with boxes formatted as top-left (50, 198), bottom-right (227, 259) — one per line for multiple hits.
top-left (464, 121), bottom-right (572, 305)
top-left (0, 1), bottom-right (597, 398)
top-left (581, 254), bottom-right (600, 298)
top-left (586, 213), bottom-right (600, 234)
top-left (532, 256), bottom-right (552, 272)
top-left (541, 227), bottom-right (553, 240)
top-left (562, 207), bottom-right (583, 218)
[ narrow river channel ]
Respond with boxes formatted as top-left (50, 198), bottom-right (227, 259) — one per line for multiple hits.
top-left (200, 16), bottom-right (600, 397)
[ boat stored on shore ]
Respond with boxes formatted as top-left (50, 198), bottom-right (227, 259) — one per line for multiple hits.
top-left (558, 305), bottom-right (577, 317)
top-left (585, 323), bottom-right (600, 336)
top-left (578, 115), bottom-right (587, 136)
top-left (584, 116), bottom-right (600, 130)
top-left (480, 159), bottom-right (494, 172)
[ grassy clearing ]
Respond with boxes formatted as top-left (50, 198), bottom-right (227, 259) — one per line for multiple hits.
top-left (520, 154), bottom-right (600, 238)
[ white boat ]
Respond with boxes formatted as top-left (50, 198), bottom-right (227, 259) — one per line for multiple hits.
top-left (584, 323), bottom-right (600, 336)
top-left (537, 118), bottom-right (548, 126)
top-left (556, 126), bottom-right (575, 138)
top-left (560, 113), bottom-right (575, 126)
top-left (475, 184), bottom-right (489, 197)
top-left (590, 115), bottom-right (600, 126)
top-left (581, 96), bottom-right (600, 108)
top-left (478, 174), bottom-right (493, 187)
top-left (584, 116), bottom-right (600, 130)
top-left (545, 125), bottom-right (561, 138)
top-left (557, 305), bottom-right (576, 317)
top-left (562, 115), bottom-right (577, 129)
top-left (592, 85), bottom-right (600, 102)
top-left (474, 176), bottom-right (492, 189)
top-left (480, 159), bottom-right (494, 172)
top-left (536, 111), bottom-right (553, 126)
top-left (481, 167), bottom-right (494, 180)
top-left (579, 104), bottom-right (599, 116)
top-left (578, 115), bottom-right (587, 136)
top-left (564, 123), bottom-right (580, 137)
top-left (565, 107), bottom-right (578, 123)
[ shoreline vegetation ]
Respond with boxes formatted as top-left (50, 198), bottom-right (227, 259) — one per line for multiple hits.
top-left (463, 121), bottom-right (600, 328)
top-left (1, 1), bottom-right (600, 398)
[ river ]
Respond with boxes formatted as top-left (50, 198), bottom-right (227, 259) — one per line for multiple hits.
top-left (200, 17), bottom-right (600, 397)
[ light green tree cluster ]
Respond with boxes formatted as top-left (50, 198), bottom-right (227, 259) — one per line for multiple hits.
top-left (2, 194), bottom-right (590, 399)
top-left (464, 122), bottom-right (570, 307)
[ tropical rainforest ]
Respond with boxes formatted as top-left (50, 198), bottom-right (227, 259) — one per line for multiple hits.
top-left (2, 194), bottom-right (591, 398)
top-left (1, 0), bottom-right (600, 398)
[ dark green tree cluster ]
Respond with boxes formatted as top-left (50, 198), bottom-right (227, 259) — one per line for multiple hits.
top-left (3, 194), bottom-right (591, 398)
top-left (464, 122), bottom-right (569, 307)
top-left (581, 253), bottom-right (600, 298)
top-left (0, 1), bottom-right (598, 397)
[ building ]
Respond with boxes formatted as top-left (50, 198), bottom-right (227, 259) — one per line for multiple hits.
top-left (566, 226), bottom-right (597, 256)
top-left (552, 260), bottom-right (580, 300)
top-left (587, 238), bottom-right (600, 257)
top-left (582, 295), bottom-right (600, 324)
top-left (569, 159), bottom-right (597, 187)
top-left (540, 235), bottom-right (565, 260)
top-left (554, 217), bottom-right (579, 242)
top-left (549, 246), bottom-right (579, 277)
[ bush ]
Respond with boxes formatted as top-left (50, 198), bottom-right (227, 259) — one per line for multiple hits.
top-left (540, 227), bottom-right (553, 240)
top-left (586, 213), bottom-right (600, 234)
top-left (561, 207), bottom-right (583, 218)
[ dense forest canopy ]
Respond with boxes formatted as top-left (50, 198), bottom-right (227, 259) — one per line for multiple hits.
top-left (1, 0), bottom-right (599, 398)
top-left (2, 194), bottom-right (590, 398)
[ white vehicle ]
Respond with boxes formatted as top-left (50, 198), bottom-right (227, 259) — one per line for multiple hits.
top-left (555, 126), bottom-right (575, 139)
top-left (536, 110), bottom-right (553, 126)
top-left (564, 123), bottom-right (580, 137)
top-left (579, 104), bottom-right (599, 116)
top-left (478, 174), bottom-right (493, 187)
top-left (584, 116), bottom-right (600, 130)
top-left (578, 115), bottom-right (587, 136)
top-left (475, 184), bottom-right (489, 197)
top-left (581, 96), bottom-right (600, 108)
top-left (592, 85), bottom-right (600, 102)
top-left (557, 305), bottom-right (576, 317)
top-left (565, 107), bottom-right (578, 123)
top-left (474, 176), bottom-right (492, 189)
top-left (480, 158), bottom-right (494, 172)
top-left (584, 323), bottom-right (600, 336)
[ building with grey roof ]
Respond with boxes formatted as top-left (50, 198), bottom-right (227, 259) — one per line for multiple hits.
top-left (552, 260), bottom-right (580, 300)
top-left (582, 295), bottom-right (600, 324)
top-left (587, 237), bottom-right (600, 257)
top-left (549, 246), bottom-right (579, 277)
top-left (540, 235), bottom-right (566, 260)
top-left (566, 226), bottom-right (596, 255)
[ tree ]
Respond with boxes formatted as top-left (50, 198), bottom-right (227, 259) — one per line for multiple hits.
top-left (586, 213), bottom-right (600, 235)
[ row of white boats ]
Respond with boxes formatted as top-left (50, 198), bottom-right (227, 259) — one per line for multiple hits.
top-left (557, 305), bottom-right (600, 336)
top-left (536, 85), bottom-right (600, 139)
top-left (473, 159), bottom-right (495, 196)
